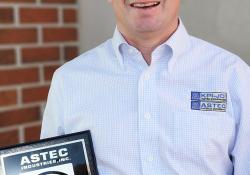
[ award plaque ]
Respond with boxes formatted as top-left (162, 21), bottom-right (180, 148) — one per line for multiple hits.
top-left (0, 130), bottom-right (99, 175)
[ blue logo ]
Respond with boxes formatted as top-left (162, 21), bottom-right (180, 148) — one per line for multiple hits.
top-left (191, 92), bottom-right (227, 112)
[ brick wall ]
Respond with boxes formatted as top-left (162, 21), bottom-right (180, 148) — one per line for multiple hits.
top-left (0, 0), bottom-right (79, 148)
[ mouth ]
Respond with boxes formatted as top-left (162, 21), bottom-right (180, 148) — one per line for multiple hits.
top-left (129, 1), bottom-right (161, 9)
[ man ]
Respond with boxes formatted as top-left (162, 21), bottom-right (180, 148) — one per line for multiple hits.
top-left (41, 0), bottom-right (250, 174)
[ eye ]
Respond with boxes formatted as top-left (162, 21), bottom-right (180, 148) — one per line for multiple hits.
top-left (38, 171), bottom-right (68, 175)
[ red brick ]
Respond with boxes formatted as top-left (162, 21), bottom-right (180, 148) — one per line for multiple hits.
top-left (64, 46), bottom-right (78, 61)
top-left (0, 0), bottom-right (34, 3)
top-left (0, 49), bottom-right (15, 65)
top-left (41, 0), bottom-right (76, 4)
top-left (43, 28), bottom-right (77, 42)
top-left (0, 67), bottom-right (39, 86)
top-left (0, 28), bottom-right (37, 44)
top-left (0, 90), bottom-right (17, 107)
top-left (63, 9), bottom-right (77, 23)
top-left (20, 8), bottom-right (58, 23)
top-left (0, 130), bottom-right (19, 148)
top-left (22, 47), bottom-right (60, 63)
top-left (44, 64), bottom-right (60, 81)
top-left (0, 8), bottom-right (14, 23)
top-left (22, 85), bottom-right (49, 103)
top-left (24, 124), bottom-right (41, 142)
top-left (0, 107), bottom-right (40, 127)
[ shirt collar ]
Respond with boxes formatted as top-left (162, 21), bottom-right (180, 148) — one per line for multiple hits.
top-left (164, 19), bottom-right (191, 72)
top-left (112, 18), bottom-right (191, 68)
top-left (112, 26), bottom-right (127, 67)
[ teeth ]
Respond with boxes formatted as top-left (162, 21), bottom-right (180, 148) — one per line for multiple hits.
top-left (131, 2), bottom-right (160, 8)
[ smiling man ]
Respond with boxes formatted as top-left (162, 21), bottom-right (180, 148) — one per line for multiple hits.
top-left (41, 0), bottom-right (250, 174)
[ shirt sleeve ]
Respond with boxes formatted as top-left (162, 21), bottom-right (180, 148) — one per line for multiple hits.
top-left (40, 70), bottom-right (65, 139)
top-left (229, 61), bottom-right (250, 174)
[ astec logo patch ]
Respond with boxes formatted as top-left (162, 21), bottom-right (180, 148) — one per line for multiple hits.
top-left (191, 92), bottom-right (227, 112)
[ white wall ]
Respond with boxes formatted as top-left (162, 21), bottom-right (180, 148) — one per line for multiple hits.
top-left (78, 1), bottom-right (250, 65)
top-left (78, 1), bottom-right (115, 53)
top-left (181, 0), bottom-right (250, 65)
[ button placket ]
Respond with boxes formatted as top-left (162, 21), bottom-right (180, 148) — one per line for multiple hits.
top-left (144, 72), bottom-right (150, 80)
top-left (147, 155), bottom-right (154, 162)
top-left (138, 66), bottom-right (160, 174)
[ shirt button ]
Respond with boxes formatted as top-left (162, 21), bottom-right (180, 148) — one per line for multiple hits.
top-left (147, 155), bottom-right (154, 162)
top-left (144, 112), bottom-right (151, 119)
top-left (144, 72), bottom-right (150, 80)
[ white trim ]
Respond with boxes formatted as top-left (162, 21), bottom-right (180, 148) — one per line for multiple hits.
top-left (58, 6), bottom-right (64, 27)
top-left (0, 61), bottom-right (61, 69)
top-left (0, 121), bottom-right (41, 133)
top-left (19, 125), bottom-right (25, 143)
top-left (59, 44), bottom-right (64, 63)
top-left (0, 102), bottom-right (44, 113)
top-left (37, 25), bottom-right (43, 45)
top-left (0, 42), bottom-right (78, 49)
top-left (0, 24), bottom-right (78, 29)
top-left (0, 3), bottom-right (77, 8)
top-left (13, 5), bottom-right (19, 26)
top-left (16, 46), bottom-right (21, 66)
top-left (0, 81), bottom-right (51, 92)
top-left (39, 64), bottom-right (44, 83)
top-left (17, 86), bottom-right (22, 107)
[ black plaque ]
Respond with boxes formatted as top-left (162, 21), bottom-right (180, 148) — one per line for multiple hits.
top-left (0, 130), bottom-right (99, 175)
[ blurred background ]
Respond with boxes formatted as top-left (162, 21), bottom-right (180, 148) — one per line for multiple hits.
top-left (0, 0), bottom-right (249, 148)
top-left (79, 0), bottom-right (250, 64)
top-left (0, 0), bottom-right (78, 147)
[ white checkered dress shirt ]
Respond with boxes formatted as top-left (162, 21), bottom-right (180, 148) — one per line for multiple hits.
top-left (41, 20), bottom-right (250, 175)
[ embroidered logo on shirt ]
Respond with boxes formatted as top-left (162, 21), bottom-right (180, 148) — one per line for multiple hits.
top-left (191, 92), bottom-right (227, 112)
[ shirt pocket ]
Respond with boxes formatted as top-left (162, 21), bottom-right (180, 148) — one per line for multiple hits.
top-left (159, 111), bottom-right (235, 162)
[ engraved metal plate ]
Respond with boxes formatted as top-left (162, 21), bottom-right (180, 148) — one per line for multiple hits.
top-left (0, 130), bottom-right (99, 175)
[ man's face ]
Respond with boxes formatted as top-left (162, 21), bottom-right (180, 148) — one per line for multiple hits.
top-left (108, 0), bottom-right (180, 35)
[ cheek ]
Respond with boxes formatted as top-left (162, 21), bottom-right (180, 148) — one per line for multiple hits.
top-left (167, 0), bottom-right (180, 14)
top-left (113, 3), bottom-right (129, 20)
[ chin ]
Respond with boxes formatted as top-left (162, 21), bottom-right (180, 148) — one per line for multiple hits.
top-left (130, 16), bottom-right (162, 31)
top-left (134, 22), bottom-right (163, 33)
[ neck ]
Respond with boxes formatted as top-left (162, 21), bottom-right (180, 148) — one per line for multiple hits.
top-left (119, 18), bottom-right (179, 65)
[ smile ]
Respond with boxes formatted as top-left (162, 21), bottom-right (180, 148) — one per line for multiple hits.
top-left (130, 1), bottom-right (161, 9)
